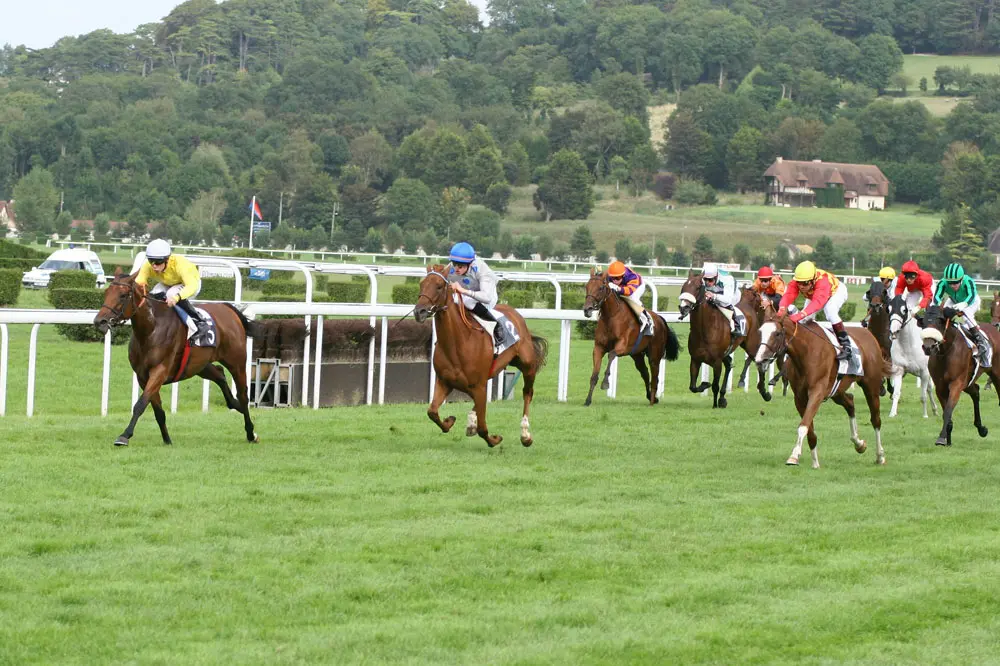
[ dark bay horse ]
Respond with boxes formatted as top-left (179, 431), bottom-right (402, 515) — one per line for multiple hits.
top-left (581, 269), bottom-right (680, 406)
top-left (93, 270), bottom-right (264, 446)
top-left (678, 274), bottom-right (746, 408)
top-left (734, 286), bottom-right (787, 400)
top-left (920, 304), bottom-right (1000, 446)
top-left (864, 280), bottom-right (894, 398)
top-left (756, 316), bottom-right (892, 467)
top-left (413, 265), bottom-right (548, 447)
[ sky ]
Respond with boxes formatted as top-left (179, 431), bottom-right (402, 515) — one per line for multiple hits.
top-left (2, 0), bottom-right (491, 50)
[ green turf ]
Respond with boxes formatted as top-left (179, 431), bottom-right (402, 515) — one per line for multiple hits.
top-left (902, 54), bottom-right (1000, 86)
top-left (2, 311), bottom-right (1000, 663)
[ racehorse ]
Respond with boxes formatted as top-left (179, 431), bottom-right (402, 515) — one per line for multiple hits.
top-left (93, 269), bottom-right (263, 446)
top-left (886, 293), bottom-right (937, 418)
top-left (756, 316), bottom-right (892, 468)
top-left (413, 265), bottom-right (548, 447)
top-left (678, 273), bottom-right (746, 408)
top-left (920, 304), bottom-right (1000, 446)
top-left (992, 292), bottom-right (1000, 327)
top-left (581, 268), bottom-right (680, 406)
top-left (863, 279), bottom-right (894, 399)
top-left (735, 286), bottom-right (788, 400)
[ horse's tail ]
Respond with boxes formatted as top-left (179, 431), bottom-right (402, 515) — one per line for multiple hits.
top-left (530, 335), bottom-right (549, 371)
top-left (223, 303), bottom-right (267, 339)
top-left (663, 323), bottom-right (681, 361)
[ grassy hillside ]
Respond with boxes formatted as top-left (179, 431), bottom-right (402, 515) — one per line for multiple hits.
top-left (902, 54), bottom-right (1000, 84)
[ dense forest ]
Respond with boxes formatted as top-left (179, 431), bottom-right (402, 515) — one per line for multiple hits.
top-left (2, 0), bottom-right (1000, 269)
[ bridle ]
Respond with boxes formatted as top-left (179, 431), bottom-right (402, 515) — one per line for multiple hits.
top-left (415, 270), bottom-right (450, 317)
top-left (583, 276), bottom-right (613, 316)
top-left (887, 296), bottom-right (911, 340)
top-left (96, 277), bottom-right (146, 326)
top-left (757, 318), bottom-right (797, 362)
top-left (678, 278), bottom-right (706, 316)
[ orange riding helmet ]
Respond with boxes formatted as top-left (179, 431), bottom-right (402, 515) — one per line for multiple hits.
top-left (608, 261), bottom-right (626, 278)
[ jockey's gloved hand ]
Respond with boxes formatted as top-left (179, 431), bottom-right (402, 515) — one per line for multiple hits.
top-left (789, 312), bottom-right (804, 323)
top-left (609, 283), bottom-right (621, 293)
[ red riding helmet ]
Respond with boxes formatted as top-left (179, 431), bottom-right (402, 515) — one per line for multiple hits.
top-left (757, 266), bottom-right (774, 278)
top-left (901, 260), bottom-right (920, 274)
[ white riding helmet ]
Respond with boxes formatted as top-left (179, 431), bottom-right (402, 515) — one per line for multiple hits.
top-left (702, 262), bottom-right (719, 279)
top-left (146, 239), bottom-right (171, 262)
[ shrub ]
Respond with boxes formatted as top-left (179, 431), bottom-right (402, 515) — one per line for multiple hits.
top-left (0, 268), bottom-right (20, 306)
top-left (51, 288), bottom-right (130, 343)
top-left (262, 280), bottom-right (307, 296)
top-left (48, 269), bottom-right (95, 296)
top-left (501, 290), bottom-right (534, 308)
top-left (0, 257), bottom-right (39, 271)
top-left (815, 300), bottom-right (858, 322)
top-left (0, 239), bottom-right (46, 259)
top-left (200, 277), bottom-right (236, 301)
top-left (392, 283), bottom-right (421, 304)
top-left (103, 262), bottom-right (131, 277)
top-left (327, 282), bottom-right (369, 303)
top-left (576, 320), bottom-right (597, 339)
top-left (651, 172), bottom-right (677, 200)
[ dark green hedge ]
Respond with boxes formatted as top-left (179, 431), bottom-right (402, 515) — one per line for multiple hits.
top-left (102, 262), bottom-right (131, 277)
top-left (0, 268), bottom-right (20, 306)
top-left (815, 300), bottom-right (858, 322)
top-left (328, 282), bottom-right (368, 303)
top-left (501, 290), bottom-right (534, 308)
top-left (49, 269), bottom-right (95, 294)
top-left (0, 257), bottom-right (38, 271)
top-left (200, 277), bottom-right (236, 301)
top-left (392, 283), bottom-right (420, 304)
top-left (262, 280), bottom-right (306, 296)
top-left (0, 239), bottom-right (46, 259)
top-left (51, 288), bottom-right (130, 344)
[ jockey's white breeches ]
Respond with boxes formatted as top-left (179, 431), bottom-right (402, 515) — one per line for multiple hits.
top-left (150, 282), bottom-right (200, 301)
top-left (801, 285), bottom-right (849, 325)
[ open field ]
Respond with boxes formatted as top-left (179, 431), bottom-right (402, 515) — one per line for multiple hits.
top-left (508, 189), bottom-right (940, 256)
top-left (3, 306), bottom-right (1000, 662)
top-left (902, 54), bottom-right (1000, 85)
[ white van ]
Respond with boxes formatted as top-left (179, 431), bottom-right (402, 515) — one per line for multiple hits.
top-left (22, 248), bottom-right (108, 289)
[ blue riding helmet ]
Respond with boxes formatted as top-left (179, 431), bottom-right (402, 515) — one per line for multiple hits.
top-left (449, 242), bottom-right (475, 264)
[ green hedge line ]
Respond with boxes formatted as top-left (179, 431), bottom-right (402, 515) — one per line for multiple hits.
top-left (0, 268), bottom-right (20, 306)
top-left (392, 283), bottom-right (420, 304)
top-left (328, 282), bottom-right (368, 303)
top-left (102, 262), bottom-right (131, 277)
top-left (200, 277), bottom-right (236, 301)
top-left (815, 300), bottom-right (858, 322)
top-left (48, 270), bottom-right (95, 297)
top-left (262, 280), bottom-right (306, 296)
top-left (0, 257), bottom-right (37, 271)
top-left (51, 288), bottom-right (130, 344)
top-left (0, 239), bottom-right (46, 259)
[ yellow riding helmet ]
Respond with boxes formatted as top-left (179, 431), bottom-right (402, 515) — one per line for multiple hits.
top-left (878, 266), bottom-right (896, 280)
top-left (793, 260), bottom-right (817, 282)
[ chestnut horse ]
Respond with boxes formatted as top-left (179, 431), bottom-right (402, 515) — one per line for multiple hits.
top-left (734, 286), bottom-right (788, 400)
top-left (93, 270), bottom-right (264, 446)
top-left (920, 304), bottom-right (1000, 446)
top-left (413, 265), bottom-right (548, 447)
top-left (581, 269), bottom-right (680, 406)
top-left (756, 316), bottom-right (892, 468)
top-left (678, 274), bottom-right (746, 408)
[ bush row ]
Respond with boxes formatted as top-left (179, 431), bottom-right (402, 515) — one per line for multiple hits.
top-left (0, 239), bottom-right (46, 260)
top-left (50, 288), bottom-right (130, 344)
top-left (48, 271), bottom-right (95, 304)
top-left (0, 268), bottom-right (21, 306)
top-left (0, 257), bottom-right (37, 271)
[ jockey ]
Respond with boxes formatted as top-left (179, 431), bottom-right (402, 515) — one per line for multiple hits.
top-left (933, 262), bottom-right (990, 362)
top-left (751, 266), bottom-right (785, 311)
top-left (778, 260), bottom-right (852, 363)
top-left (446, 241), bottom-right (520, 353)
top-left (895, 259), bottom-right (934, 313)
top-left (607, 260), bottom-right (655, 336)
top-left (861, 266), bottom-right (897, 328)
top-left (703, 262), bottom-right (746, 336)
top-left (135, 239), bottom-right (209, 340)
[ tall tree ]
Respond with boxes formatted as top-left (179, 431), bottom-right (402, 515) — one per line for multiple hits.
top-left (12, 167), bottom-right (59, 235)
top-left (533, 149), bottom-right (595, 221)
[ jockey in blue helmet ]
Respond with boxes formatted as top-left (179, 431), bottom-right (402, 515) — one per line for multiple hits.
top-left (446, 241), bottom-right (521, 353)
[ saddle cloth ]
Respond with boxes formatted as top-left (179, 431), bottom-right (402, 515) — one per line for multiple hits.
top-left (714, 304), bottom-right (747, 336)
top-left (187, 307), bottom-right (219, 348)
top-left (816, 322), bottom-right (864, 376)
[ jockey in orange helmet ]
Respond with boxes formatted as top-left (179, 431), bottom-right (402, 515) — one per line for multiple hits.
top-left (752, 266), bottom-right (785, 311)
top-left (607, 260), bottom-right (654, 336)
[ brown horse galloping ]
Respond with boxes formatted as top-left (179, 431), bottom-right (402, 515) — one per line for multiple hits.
top-left (413, 265), bottom-right (548, 447)
top-left (93, 269), bottom-right (264, 446)
top-left (581, 269), bottom-right (680, 406)
top-left (920, 304), bottom-right (1000, 446)
top-left (677, 274), bottom-right (746, 408)
top-left (756, 316), bottom-right (892, 468)
top-left (734, 286), bottom-right (788, 400)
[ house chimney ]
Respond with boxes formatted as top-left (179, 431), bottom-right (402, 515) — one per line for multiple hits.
top-left (812, 159), bottom-right (822, 163)
top-left (776, 156), bottom-right (783, 163)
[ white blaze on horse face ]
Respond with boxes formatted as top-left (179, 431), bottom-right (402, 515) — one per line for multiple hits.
top-left (756, 322), bottom-right (778, 363)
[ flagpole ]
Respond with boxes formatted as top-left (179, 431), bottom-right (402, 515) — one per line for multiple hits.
top-left (249, 195), bottom-right (256, 249)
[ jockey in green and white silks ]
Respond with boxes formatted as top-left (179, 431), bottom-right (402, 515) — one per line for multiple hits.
top-left (702, 263), bottom-right (746, 336)
top-left (446, 242), bottom-right (520, 353)
top-left (933, 262), bottom-right (991, 363)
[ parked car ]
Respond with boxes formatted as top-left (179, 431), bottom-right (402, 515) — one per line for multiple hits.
top-left (21, 248), bottom-right (108, 289)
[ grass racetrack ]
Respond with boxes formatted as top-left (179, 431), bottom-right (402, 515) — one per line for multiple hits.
top-left (3, 316), bottom-right (1000, 663)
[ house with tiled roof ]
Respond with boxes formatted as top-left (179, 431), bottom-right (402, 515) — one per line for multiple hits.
top-left (763, 158), bottom-right (890, 210)
top-left (0, 200), bottom-right (15, 233)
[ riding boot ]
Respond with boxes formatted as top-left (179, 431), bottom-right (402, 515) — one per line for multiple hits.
top-left (177, 299), bottom-right (210, 340)
top-left (640, 310), bottom-right (654, 336)
top-left (970, 325), bottom-right (992, 363)
top-left (832, 322), bottom-right (852, 363)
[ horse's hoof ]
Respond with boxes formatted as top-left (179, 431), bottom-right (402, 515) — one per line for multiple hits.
top-left (114, 436), bottom-right (129, 447)
top-left (649, 398), bottom-right (659, 406)
top-left (876, 456), bottom-right (887, 465)
top-left (487, 435), bottom-right (503, 448)
top-left (812, 461), bottom-right (821, 470)
top-left (978, 426), bottom-right (989, 438)
top-left (163, 440), bottom-right (173, 446)
top-left (600, 381), bottom-right (610, 390)
top-left (465, 426), bottom-right (477, 437)
top-left (879, 387), bottom-right (886, 397)
top-left (854, 440), bottom-right (867, 454)
top-left (442, 416), bottom-right (456, 433)
top-left (737, 380), bottom-right (746, 389)
top-left (786, 457), bottom-right (799, 466)
top-left (718, 398), bottom-right (728, 409)
top-left (251, 432), bottom-right (260, 443)
top-left (583, 399), bottom-right (591, 407)
top-left (935, 437), bottom-right (950, 447)
top-left (520, 436), bottom-right (533, 447)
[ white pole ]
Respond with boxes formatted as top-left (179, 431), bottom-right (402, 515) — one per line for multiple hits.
top-left (378, 316), bottom-right (388, 404)
top-left (312, 315), bottom-right (324, 409)
top-left (202, 379), bottom-right (210, 412)
top-left (0, 324), bottom-right (8, 417)
top-left (101, 329), bottom-right (112, 416)
top-left (248, 195), bottom-right (256, 250)
top-left (27, 324), bottom-right (40, 417)
top-left (429, 319), bottom-right (437, 402)
top-left (132, 372), bottom-right (139, 406)
top-left (171, 382), bottom-right (178, 413)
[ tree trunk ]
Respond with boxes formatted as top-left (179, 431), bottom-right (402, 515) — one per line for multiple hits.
top-left (718, 64), bottom-right (725, 89)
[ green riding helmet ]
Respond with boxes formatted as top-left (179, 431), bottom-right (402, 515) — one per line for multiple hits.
top-left (942, 263), bottom-right (966, 282)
